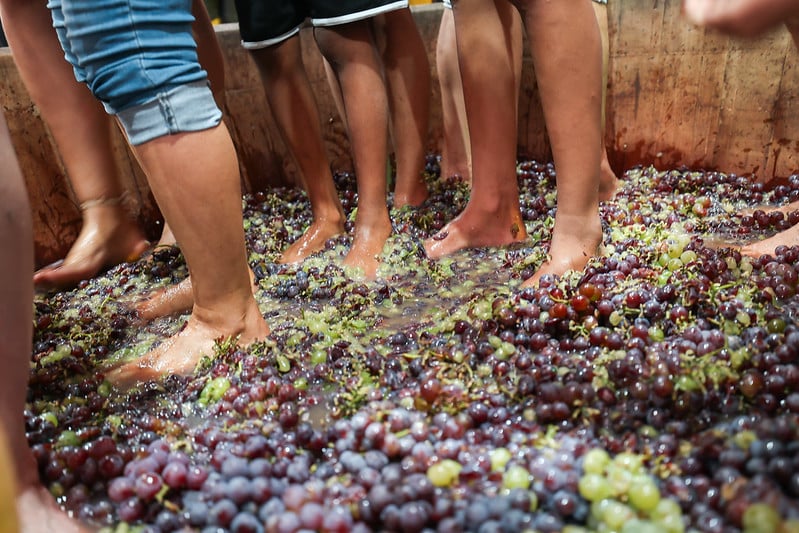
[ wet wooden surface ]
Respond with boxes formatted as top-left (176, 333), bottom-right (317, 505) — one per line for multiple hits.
top-left (2, 3), bottom-right (799, 267)
top-left (606, 0), bottom-right (799, 178)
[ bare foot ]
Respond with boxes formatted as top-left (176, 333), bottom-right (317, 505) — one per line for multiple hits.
top-left (279, 217), bottom-right (345, 264)
top-left (343, 218), bottom-right (394, 280)
top-left (424, 207), bottom-right (527, 260)
top-left (106, 299), bottom-right (269, 387)
top-left (740, 223), bottom-right (799, 257)
top-left (598, 155), bottom-right (620, 202)
top-left (16, 485), bottom-right (90, 533)
top-left (393, 183), bottom-right (430, 209)
top-left (740, 200), bottom-right (799, 216)
top-left (131, 269), bottom-right (259, 321)
top-left (521, 213), bottom-right (604, 288)
top-left (34, 207), bottom-right (149, 290)
top-left (132, 277), bottom-right (194, 321)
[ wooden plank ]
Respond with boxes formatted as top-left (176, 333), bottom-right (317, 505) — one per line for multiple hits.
top-left (608, 1), bottom-right (728, 172)
top-left (1, 48), bottom-right (84, 267)
top-left (7, 3), bottom-right (799, 267)
top-left (607, 0), bottom-right (799, 179)
top-left (764, 35), bottom-right (799, 178)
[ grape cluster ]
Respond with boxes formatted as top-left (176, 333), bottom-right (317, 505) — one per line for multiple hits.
top-left (26, 158), bottom-right (799, 532)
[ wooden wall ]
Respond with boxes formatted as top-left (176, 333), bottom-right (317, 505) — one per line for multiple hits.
top-left (606, 0), bottom-right (799, 178)
top-left (2, 3), bottom-right (799, 268)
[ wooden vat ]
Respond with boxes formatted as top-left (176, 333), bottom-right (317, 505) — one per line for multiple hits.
top-left (1, 2), bottom-right (798, 268)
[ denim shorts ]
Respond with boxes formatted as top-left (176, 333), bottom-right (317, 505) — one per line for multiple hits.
top-left (48, 0), bottom-right (222, 145)
top-left (236, 0), bottom-right (408, 49)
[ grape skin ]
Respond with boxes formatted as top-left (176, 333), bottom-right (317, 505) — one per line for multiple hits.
top-left (26, 162), bottom-right (799, 531)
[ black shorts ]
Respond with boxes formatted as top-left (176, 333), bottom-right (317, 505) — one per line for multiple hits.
top-left (236, 0), bottom-right (409, 49)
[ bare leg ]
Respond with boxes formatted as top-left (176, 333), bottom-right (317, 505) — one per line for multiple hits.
top-left (249, 35), bottom-right (345, 263)
top-left (436, 7), bottom-right (471, 182)
top-left (593, 0), bottom-right (620, 202)
top-left (683, 0), bottom-right (799, 36)
top-left (315, 22), bottom-right (393, 279)
top-left (0, 0), bottom-right (149, 289)
top-left (375, 8), bottom-right (431, 207)
top-left (0, 118), bottom-right (88, 532)
top-left (518, 0), bottom-right (603, 287)
top-left (741, 223), bottom-right (799, 257)
top-left (128, 26), bottom-right (331, 322)
top-left (323, 56), bottom-right (348, 128)
top-left (153, 0), bottom-right (225, 249)
top-left (107, 123), bottom-right (270, 385)
top-left (193, 0), bottom-right (225, 107)
top-left (424, 0), bottom-right (527, 259)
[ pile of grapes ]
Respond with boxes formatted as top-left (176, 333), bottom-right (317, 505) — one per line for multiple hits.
top-left (28, 159), bottom-right (799, 533)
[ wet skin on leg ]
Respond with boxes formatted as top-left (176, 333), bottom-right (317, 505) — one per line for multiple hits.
top-left (0, 116), bottom-right (89, 533)
top-left (424, 0), bottom-right (528, 260)
top-left (315, 21), bottom-right (394, 279)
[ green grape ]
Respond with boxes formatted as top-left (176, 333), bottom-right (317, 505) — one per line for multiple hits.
top-left (742, 503), bottom-right (781, 533)
top-left (490, 448), bottom-right (512, 472)
top-left (780, 520), bottom-right (799, 533)
top-left (528, 490), bottom-right (539, 512)
top-left (680, 250), bottom-right (697, 264)
top-left (650, 498), bottom-right (682, 521)
top-left (583, 448), bottom-right (611, 475)
top-left (591, 498), bottom-right (613, 521)
top-left (667, 242), bottom-right (683, 258)
top-left (503, 465), bottom-right (531, 490)
top-left (606, 464), bottom-right (633, 496)
top-left (602, 500), bottom-right (636, 531)
top-left (650, 498), bottom-right (685, 533)
top-left (427, 459), bottom-right (462, 488)
top-left (579, 473), bottom-right (614, 502)
top-left (667, 258), bottom-right (684, 271)
top-left (654, 512), bottom-right (685, 533)
top-left (310, 349), bottom-right (327, 365)
top-left (648, 326), bottom-right (665, 342)
top-left (613, 452), bottom-right (643, 473)
top-left (621, 518), bottom-right (663, 533)
top-left (198, 376), bottom-right (231, 406)
top-left (628, 476), bottom-right (661, 514)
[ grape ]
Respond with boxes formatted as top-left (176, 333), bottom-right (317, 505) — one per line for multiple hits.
top-left (427, 459), bottom-right (462, 488)
top-left (108, 477), bottom-right (135, 503)
top-left (578, 474), bottom-right (612, 502)
top-left (134, 473), bottom-right (163, 501)
top-left (208, 499), bottom-right (238, 528)
top-left (490, 448), bottom-right (512, 472)
top-left (26, 159), bottom-right (799, 532)
top-left (229, 511), bottom-right (263, 533)
top-left (627, 476), bottom-right (661, 514)
top-left (502, 465), bottom-right (531, 490)
top-left (742, 503), bottom-right (781, 533)
top-left (162, 461), bottom-right (188, 489)
top-left (582, 448), bottom-right (610, 475)
top-left (601, 500), bottom-right (636, 531)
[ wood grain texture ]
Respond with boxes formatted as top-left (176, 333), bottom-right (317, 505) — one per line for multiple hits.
top-left (606, 0), bottom-right (799, 179)
top-left (4, 3), bottom-right (799, 267)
